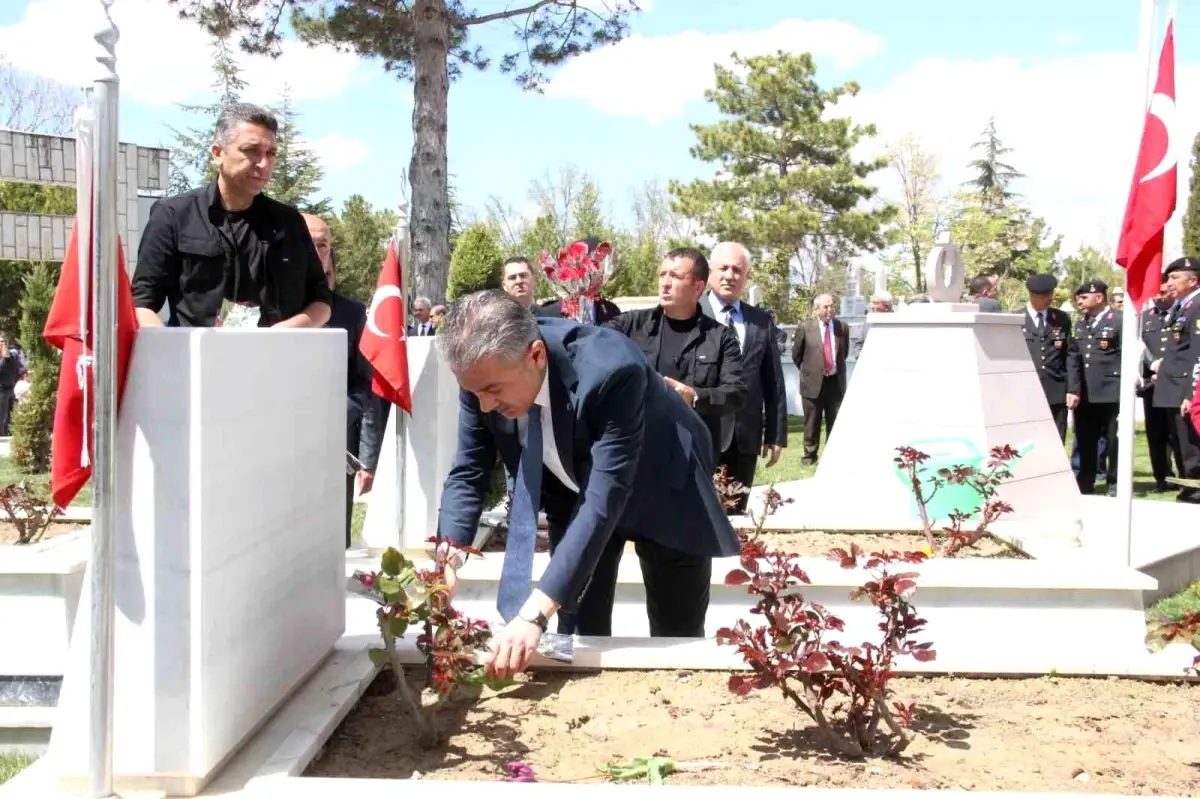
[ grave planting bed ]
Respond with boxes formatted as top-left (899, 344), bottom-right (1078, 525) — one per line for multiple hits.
top-left (308, 667), bottom-right (1200, 794)
top-left (758, 530), bottom-right (1027, 560)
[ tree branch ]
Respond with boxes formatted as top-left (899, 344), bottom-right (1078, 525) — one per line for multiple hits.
top-left (460, 0), bottom-right (558, 27)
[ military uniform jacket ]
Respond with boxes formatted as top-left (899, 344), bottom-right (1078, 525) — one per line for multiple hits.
top-left (1068, 307), bottom-right (1120, 405)
top-left (1153, 288), bottom-right (1200, 408)
top-left (1022, 306), bottom-right (1076, 404)
top-left (1141, 306), bottom-right (1171, 379)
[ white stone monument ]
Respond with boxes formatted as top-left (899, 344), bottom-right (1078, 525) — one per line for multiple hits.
top-left (359, 337), bottom-right (460, 552)
top-left (772, 236), bottom-right (1083, 548)
top-left (46, 329), bottom-right (348, 796)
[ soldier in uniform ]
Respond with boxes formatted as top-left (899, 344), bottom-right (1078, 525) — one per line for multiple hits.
top-left (1148, 257), bottom-right (1200, 503)
top-left (1067, 280), bottom-right (1120, 495)
top-left (1022, 273), bottom-right (1075, 441)
top-left (1138, 277), bottom-right (1179, 492)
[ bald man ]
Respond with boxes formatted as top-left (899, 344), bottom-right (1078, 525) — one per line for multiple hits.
top-left (303, 213), bottom-right (375, 547)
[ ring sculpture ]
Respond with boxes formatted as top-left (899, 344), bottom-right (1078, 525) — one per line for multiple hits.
top-left (923, 235), bottom-right (965, 302)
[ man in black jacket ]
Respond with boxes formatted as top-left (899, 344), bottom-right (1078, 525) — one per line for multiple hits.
top-left (0, 333), bottom-right (21, 436)
top-left (305, 214), bottom-right (374, 546)
top-left (701, 241), bottom-right (787, 511)
top-left (1139, 278), bottom-right (1179, 491)
top-left (605, 248), bottom-right (745, 461)
top-left (1067, 280), bottom-right (1120, 495)
top-left (1149, 257), bottom-right (1200, 503)
top-left (1022, 273), bottom-right (1075, 441)
top-left (131, 103), bottom-right (331, 329)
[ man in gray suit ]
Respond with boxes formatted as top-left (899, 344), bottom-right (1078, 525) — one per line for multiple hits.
top-left (968, 274), bottom-right (1003, 311)
top-left (791, 294), bottom-right (849, 465)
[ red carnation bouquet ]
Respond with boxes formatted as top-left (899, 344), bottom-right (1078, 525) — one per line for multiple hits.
top-left (538, 239), bottom-right (613, 324)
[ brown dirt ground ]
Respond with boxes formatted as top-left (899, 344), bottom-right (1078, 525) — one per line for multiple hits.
top-left (0, 520), bottom-right (83, 545)
top-left (308, 669), bottom-right (1200, 793)
top-left (758, 530), bottom-right (1027, 560)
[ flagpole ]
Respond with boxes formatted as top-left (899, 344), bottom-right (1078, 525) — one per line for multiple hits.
top-left (89, 0), bottom-right (121, 796)
top-left (1116, 0), bottom-right (1159, 567)
top-left (393, 192), bottom-right (411, 549)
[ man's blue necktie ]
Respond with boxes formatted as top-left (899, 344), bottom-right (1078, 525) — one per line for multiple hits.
top-left (498, 404), bottom-right (542, 621)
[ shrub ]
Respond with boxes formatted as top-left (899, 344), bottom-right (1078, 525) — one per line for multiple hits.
top-left (447, 223), bottom-right (503, 300)
top-left (10, 261), bottom-right (59, 473)
top-left (0, 481), bottom-right (62, 544)
top-left (351, 537), bottom-right (509, 747)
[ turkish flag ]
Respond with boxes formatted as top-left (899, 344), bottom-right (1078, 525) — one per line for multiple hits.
top-left (43, 222), bottom-right (139, 509)
top-left (359, 241), bottom-right (412, 414)
top-left (1116, 20), bottom-right (1176, 308)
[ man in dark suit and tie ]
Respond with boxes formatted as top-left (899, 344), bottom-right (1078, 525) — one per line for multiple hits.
top-left (791, 294), bottom-right (849, 465)
top-left (436, 290), bottom-right (740, 679)
top-left (407, 296), bottom-right (436, 336)
top-left (701, 241), bottom-right (788, 510)
top-left (305, 214), bottom-right (374, 546)
top-left (1021, 273), bottom-right (1075, 442)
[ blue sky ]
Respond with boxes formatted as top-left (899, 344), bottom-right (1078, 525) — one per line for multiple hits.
top-left (1, 0), bottom-right (1192, 256)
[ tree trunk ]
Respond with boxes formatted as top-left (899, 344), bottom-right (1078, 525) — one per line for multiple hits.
top-left (409, 0), bottom-right (451, 306)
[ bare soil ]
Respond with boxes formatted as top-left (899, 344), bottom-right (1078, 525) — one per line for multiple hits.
top-left (309, 669), bottom-right (1199, 793)
top-left (758, 530), bottom-right (1027, 560)
top-left (0, 521), bottom-right (83, 545)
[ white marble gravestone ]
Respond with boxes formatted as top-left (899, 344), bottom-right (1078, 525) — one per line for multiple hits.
top-left (359, 337), bottom-right (460, 551)
top-left (46, 328), bottom-right (348, 797)
top-left (772, 238), bottom-right (1083, 548)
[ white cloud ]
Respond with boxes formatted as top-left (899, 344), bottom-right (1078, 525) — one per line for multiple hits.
top-left (547, 15), bottom-right (1197, 254)
top-left (839, 50), bottom-right (1200, 254)
top-left (309, 133), bottom-right (372, 172)
top-left (544, 18), bottom-right (884, 123)
top-left (0, 0), bottom-right (360, 105)
top-left (1053, 30), bottom-right (1081, 46)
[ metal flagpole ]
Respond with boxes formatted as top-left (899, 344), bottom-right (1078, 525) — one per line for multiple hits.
top-left (1115, 0), bottom-right (1160, 567)
top-left (394, 180), bottom-right (411, 549)
top-left (89, 1), bottom-right (121, 796)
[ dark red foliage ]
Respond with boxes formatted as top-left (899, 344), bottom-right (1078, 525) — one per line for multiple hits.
top-left (1154, 611), bottom-right (1200, 673)
top-left (717, 535), bottom-right (936, 759)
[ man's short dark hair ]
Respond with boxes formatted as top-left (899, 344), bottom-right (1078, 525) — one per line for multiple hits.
top-left (968, 275), bottom-right (993, 296)
top-left (665, 247), bottom-right (709, 282)
top-left (503, 255), bottom-right (532, 271)
top-left (214, 103), bottom-right (279, 145)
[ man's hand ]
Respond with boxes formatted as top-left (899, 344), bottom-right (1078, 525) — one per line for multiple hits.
top-left (273, 301), bottom-right (332, 329)
top-left (134, 307), bottom-right (165, 328)
top-left (663, 376), bottom-right (697, 406)
top-left (1066, 393), bottom-right (1081, 410)
top-left (1183, 398), bottom-right (1192, 416)
top-left (444, 553), bottom-right (463, 600)
top-left (1150, 358), bottom-right (1162, 374)
top-left (763, 444), bottom-right (783, 467)
top-left (356, 470), bottom-right (374, 495)
top-left (483, 618), bottom-right (543, 681)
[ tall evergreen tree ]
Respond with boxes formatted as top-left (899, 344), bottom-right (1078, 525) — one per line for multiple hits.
top-left (9, 262), bottom-right (59, 473)
top-left (1182, 132), bottom-right (1200, 257)
top-left (166, 35), bottom-right (248, 194)
top-left (964, 116), bottom-right (1023, 209)
top-left (327, 194), bottom-right (399, 303)
top-left (669, 50), bottom-right (894, 308)
top-left (266, 85), bottom-right (331, 214)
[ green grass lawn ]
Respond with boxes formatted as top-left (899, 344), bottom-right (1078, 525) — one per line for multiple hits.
top-left (0, 455), bottom-right (91, 507)
top-left (0, 752), bottom-right (35, 786)
top-left (753, 416), bottom-right (1174, 502)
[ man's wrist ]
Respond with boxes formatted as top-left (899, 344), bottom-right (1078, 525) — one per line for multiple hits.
top-left (520, 589), bottom-right (560, 622)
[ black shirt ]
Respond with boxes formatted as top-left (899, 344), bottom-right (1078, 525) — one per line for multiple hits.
top-left (656, 312), bottom-right (701, 382)
top-left (221, 210), bottom-right (259, 305)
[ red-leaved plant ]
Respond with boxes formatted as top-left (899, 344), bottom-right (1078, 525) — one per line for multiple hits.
top-left (717, 535), bottom-right (934, 758)
top-left (895, 444), bottom-right (1020, 556)
top-left (1147, 611), bottom-right (1200, 674)
top-left (0, 481), bottom-right (62, 545)
top-left (355, 538), bottom-right (509, 747)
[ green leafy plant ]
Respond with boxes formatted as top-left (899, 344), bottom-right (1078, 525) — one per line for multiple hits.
top-left (0, 481), bottom-right (62, 544)
top-left (1147, 611), bottom-right (1200, 674)
top-left (600, 755), bottom-right (676, 785)
top-left (353, 537), bottom-right (509, 747)
top-left (896, 444), bottom-right (1020, 555)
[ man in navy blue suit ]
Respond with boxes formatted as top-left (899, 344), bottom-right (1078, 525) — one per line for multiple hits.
top-left (436, 290), bottom-right (740, 679)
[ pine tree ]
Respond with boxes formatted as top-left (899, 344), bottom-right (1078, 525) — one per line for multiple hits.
top-left (1182, 133), bottom-right (1200, 257)
top-left (166, 35), bottom-right (248, 194)
top-left (10, 261), bottom-right (59, 473)
top-left (965, 116), bottom-right (1023, 209)
top-left (266, 85), bottom-right (331, 214)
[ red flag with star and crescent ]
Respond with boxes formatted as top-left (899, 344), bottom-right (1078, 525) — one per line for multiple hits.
top-left (359, 240), bottom-right (412, 414)
top-left (1116, 19), bottom-right (1176, 308)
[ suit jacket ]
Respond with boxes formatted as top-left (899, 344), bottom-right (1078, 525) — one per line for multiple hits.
top-left (536, 297), bottom-right (622, 325)
top-left (791, 317), bottom-right (849, 399)
top-left (1021, 307), bottom-right (1075, 405)
top-left (407, 321), bottom-right (437, 337)
top-left (1068, 306), bottom-right (1120, 405)
top-left (699, 291), bottom-right (787, 453)
top-left (1153, 290), bottom-right (1200, 408)
top-left (436, 317), bottom-right (739, 606)
top-left (325, 293), bottom-right (373, 453)
top-left (605, 304), bottom-right (746, 458)
top-left (969, 295), bottom-right (1003, 312)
